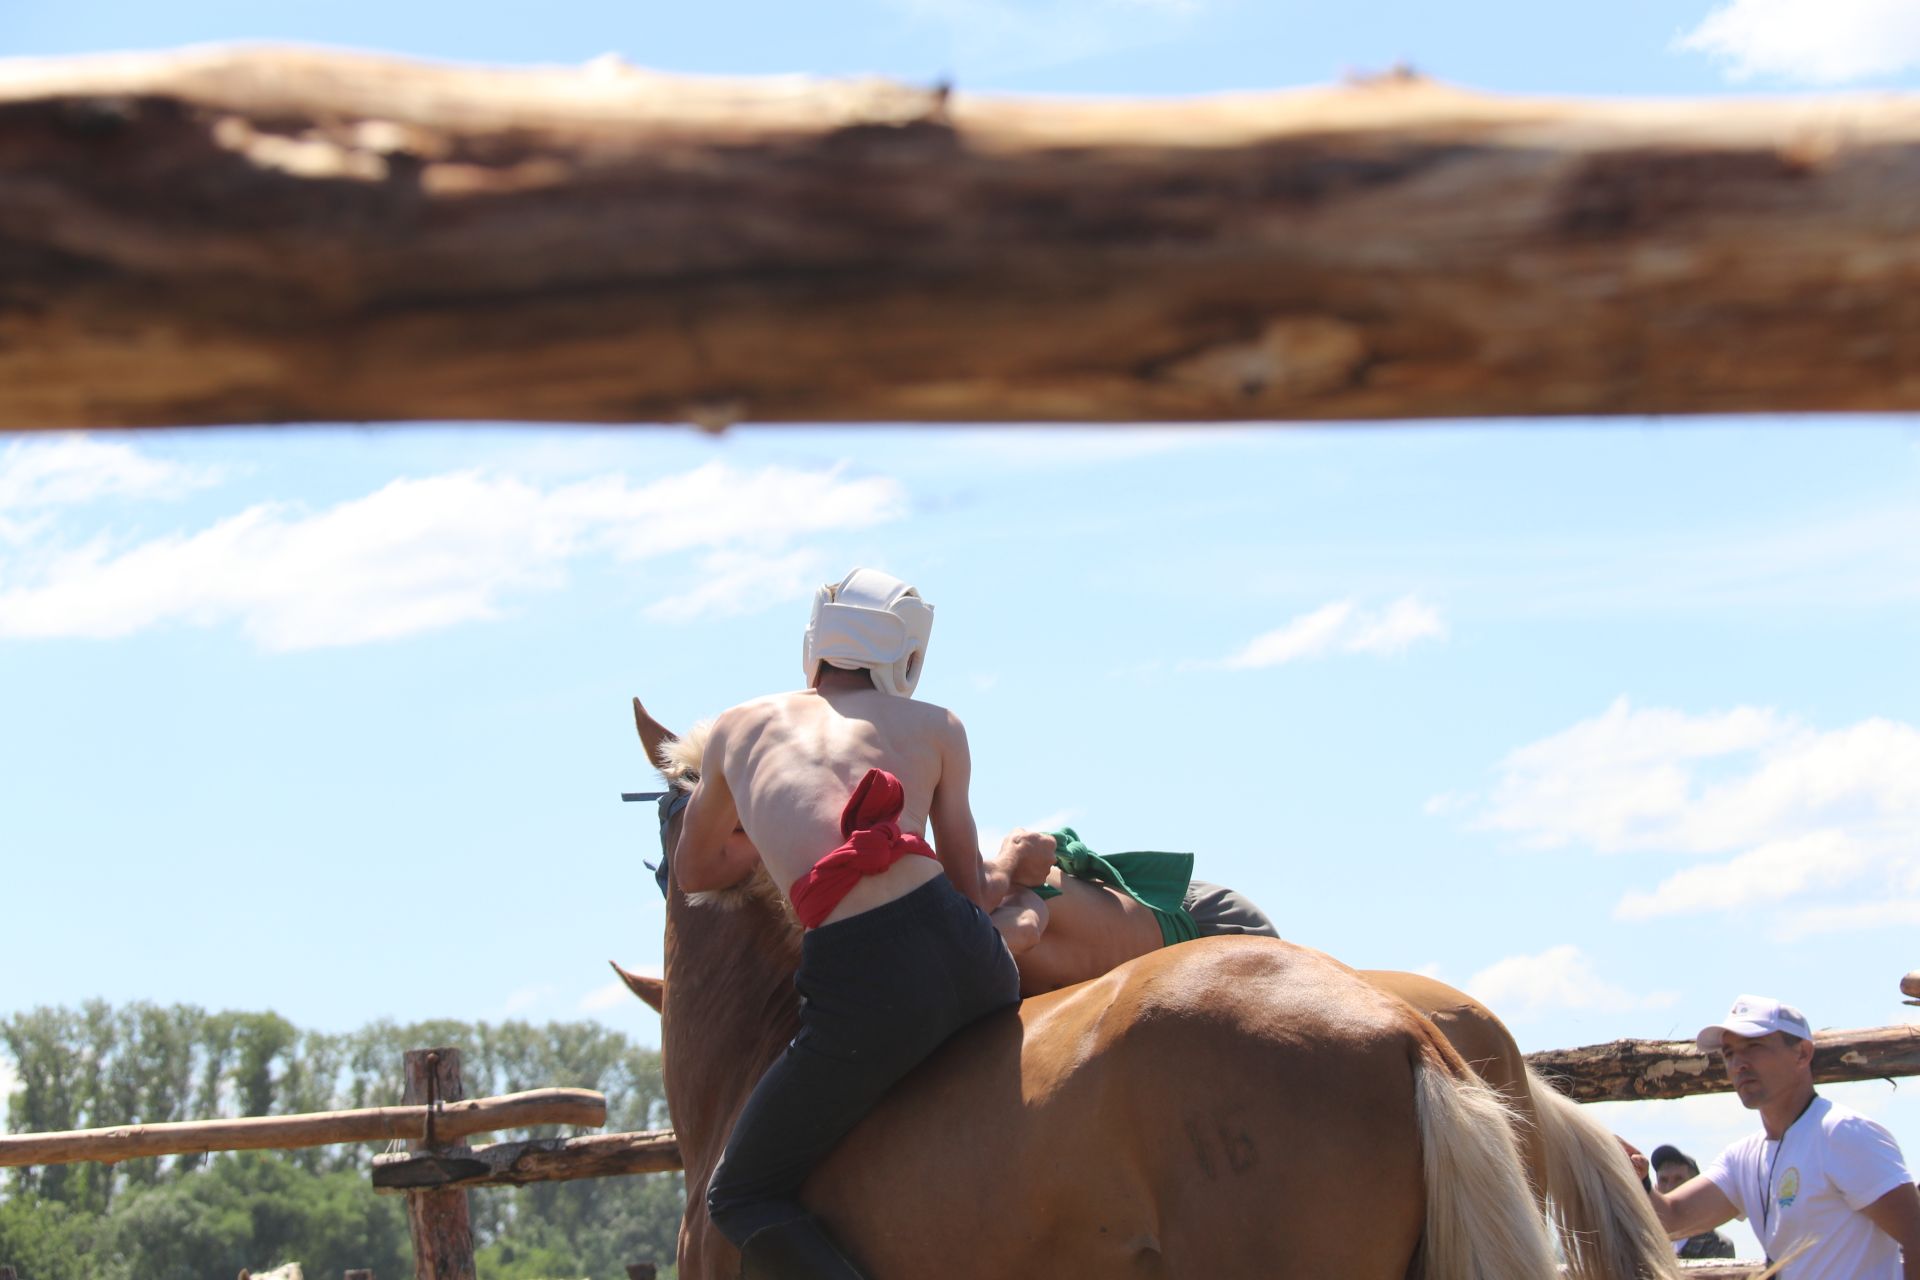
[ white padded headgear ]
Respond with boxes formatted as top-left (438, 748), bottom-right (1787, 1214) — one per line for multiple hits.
top-left (802, 568), bottom-right (934, 698)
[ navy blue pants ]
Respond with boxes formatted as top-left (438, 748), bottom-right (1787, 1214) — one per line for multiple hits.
top-left (705, 877), bottom-right (1020, 1245)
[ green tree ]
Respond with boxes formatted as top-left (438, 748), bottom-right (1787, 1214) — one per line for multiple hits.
top-left (92, 1151), bottom-right (411, 1280)
top-left (2, 1002), bottom-right (683, 1278)
top-left (0, 1191), bottom-right (101, 1280)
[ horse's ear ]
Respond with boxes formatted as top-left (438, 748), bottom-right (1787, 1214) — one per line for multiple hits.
top-left (609, 959), bottom-right (666, 1012)
top-left (633, 697), bottom-right (677, 768)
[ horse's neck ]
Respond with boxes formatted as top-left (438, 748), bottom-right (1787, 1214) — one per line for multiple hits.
top-left (661, 878), bottom-right (805, 1162)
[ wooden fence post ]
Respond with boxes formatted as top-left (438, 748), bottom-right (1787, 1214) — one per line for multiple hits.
top-left (401, 1049), bottom-right (477, 1280)
top-left (345, 1272), bottom-right (375, 1279)
top-left (2, 1263), bottom-right (18, 1279)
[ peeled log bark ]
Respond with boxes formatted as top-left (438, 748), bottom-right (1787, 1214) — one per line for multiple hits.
top-left (6, 47), bottom-right (1920, 429)
top-left (1527, 1024), bottom-right (1920, 1103)
top-left (370, 1128), bottom-right (683, 1193)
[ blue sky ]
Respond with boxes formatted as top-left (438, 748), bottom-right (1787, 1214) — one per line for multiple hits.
top-left (5, 0), bottom-right (1920, 1257)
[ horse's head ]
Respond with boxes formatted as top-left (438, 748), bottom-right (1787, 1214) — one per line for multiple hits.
top-left (626, 696), bottom-right (810, 1273)
top-left (639, 700), bottom-right (798, 923)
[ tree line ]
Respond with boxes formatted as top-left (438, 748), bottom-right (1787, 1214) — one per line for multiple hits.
top-left (0, 1001), bottom-right (682, 1280)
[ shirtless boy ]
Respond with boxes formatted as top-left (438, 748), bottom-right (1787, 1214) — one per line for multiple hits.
top-left (672, 568), bottom-right (1019, 1280)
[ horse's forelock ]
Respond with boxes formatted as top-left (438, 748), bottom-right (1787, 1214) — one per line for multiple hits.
top-left (656, 719), bottom-right (712, 790)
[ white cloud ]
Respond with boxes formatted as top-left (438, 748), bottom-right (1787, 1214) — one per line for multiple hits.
top-left (0, 457), bottom-right (906, 649)
top-left (1615, 831), bottom-right (1869, 920)
top-left (1456, 699), bottom-right (1920, 936)
top-left (0, 435), bottom-right (223, 512)
top-left (1677, 0), bottom-right (1920, 84)
top-left (1216, 600), bottom-right (1354, 668)
top-left (1479, 700), bottom-right (1920, 856)
top-left (1466, 945), bottom-right (1679, 1019)
top-left (1347, 596), bottom-right (1448, 655)
top-left (645, 548), bottom-right (826, 623)
top-left (1198, 595), bottom-right (1446, 670)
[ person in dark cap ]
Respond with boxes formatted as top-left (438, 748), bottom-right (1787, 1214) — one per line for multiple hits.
top-left (1648, 1145), bottom-right (1735, 1259)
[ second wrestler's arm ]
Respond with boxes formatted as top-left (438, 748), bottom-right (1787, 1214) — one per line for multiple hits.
top-left (673, 717), bottom-right (761, 892)
top-left (927, 712), bottom-right (989, 910)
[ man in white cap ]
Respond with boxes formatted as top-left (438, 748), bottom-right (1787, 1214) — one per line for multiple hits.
top-left (671, 568), bottom-right (1019, 1280)
top-left (1638, 994), bottom-right (1920, 1278)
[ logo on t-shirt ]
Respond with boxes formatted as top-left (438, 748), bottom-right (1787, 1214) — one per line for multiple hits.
top-left (1777, 1167), bottom-right (1800, 1209)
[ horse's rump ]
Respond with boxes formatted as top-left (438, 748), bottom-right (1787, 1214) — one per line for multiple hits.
top-left (1362, 969), bottom-right (1548, 1196)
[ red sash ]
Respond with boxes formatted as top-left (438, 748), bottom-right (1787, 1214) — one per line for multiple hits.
top-left (788, 768), bottom-right (937, 929)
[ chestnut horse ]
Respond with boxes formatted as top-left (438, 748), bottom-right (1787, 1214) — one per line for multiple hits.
top-left (618, 958), bottom-right (1669, 1280)
top-left (627, 705), bottom-right (1561, 1279)
top-left (649, 855), bottom-right (1554, 1278)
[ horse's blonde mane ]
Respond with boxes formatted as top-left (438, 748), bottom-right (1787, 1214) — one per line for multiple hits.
top-left (655, 717), bottom-right (798, 929)
top-left (656, 719), bottom-right (711, 791)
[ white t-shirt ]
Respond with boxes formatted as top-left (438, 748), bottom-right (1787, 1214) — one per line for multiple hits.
top-left (1705, 1095), bottom-right (1912, 1280)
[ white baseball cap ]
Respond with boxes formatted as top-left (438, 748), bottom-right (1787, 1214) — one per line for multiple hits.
top-left (1696, 994), bottom-right (1813, 1052)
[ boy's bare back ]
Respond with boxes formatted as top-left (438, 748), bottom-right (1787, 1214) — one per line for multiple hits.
top-left (671, 569), bottom-right (986, 924)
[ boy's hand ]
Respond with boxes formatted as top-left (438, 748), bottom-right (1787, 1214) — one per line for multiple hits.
top-left (1000, 829), bottom-right (1058, 888)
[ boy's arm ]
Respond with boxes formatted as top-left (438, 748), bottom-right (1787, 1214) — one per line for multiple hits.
top-left (672, 716), bottom-right (761, 893)
top-left (927, 711), bottom-right (989, 910)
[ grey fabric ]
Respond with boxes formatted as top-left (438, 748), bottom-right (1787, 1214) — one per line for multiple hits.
top-left (1182, 879), bottom-right (1281, 939)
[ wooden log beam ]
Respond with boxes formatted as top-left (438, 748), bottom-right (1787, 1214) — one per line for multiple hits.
top-left (0, 1087), bottom-right (605, 1168)
top-left (370, 1128), bottom-right (683, 1193)
top-left (6, 46), bottom-right (1920, 430)
top-left (1528, 1024), bottom-right (1920, 1103)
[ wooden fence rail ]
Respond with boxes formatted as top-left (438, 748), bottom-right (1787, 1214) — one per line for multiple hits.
top-left (0, 1086), bottom-right (605, 1168)
top-left (1528, 1023), bottom-right (1920, 1103)
top-left (8, 46), bottom-right (1920, 430)
top-left (371, 1128), bottom-right (682, 1193)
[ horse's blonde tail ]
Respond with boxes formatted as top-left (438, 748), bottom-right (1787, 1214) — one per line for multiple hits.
top-left (1414, 1051), bottom-right (1558, 1280)
top-left (1528, 1067), bottom-right (1681, 1280)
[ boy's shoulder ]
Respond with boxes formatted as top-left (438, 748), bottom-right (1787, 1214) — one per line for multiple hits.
top-left (726, 686), bottom-right (966, 738)
top-left (717, 688), bottom-right (811, 720)
top-left (702, 693), bottom-right (794, 744)
top-left (898, 695), bottom-right (965, 733)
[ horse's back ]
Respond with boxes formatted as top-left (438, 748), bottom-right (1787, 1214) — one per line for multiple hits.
top-left (809, 937), bottom-right (1430, 1279)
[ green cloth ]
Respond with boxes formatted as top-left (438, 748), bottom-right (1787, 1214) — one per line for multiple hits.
top-left (1027, 827), bottom-right (1200, 948)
